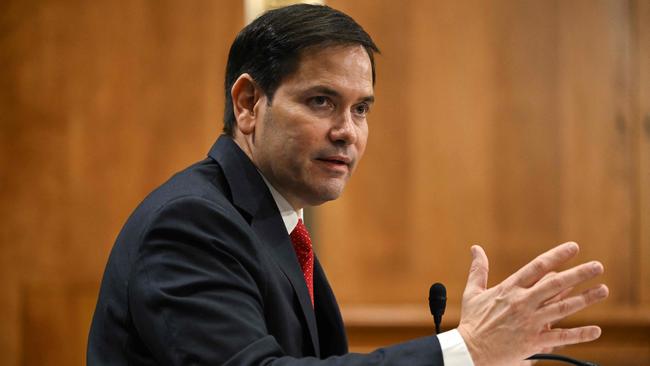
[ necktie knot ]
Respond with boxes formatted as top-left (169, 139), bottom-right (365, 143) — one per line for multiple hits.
top-left (290, 219), bottom-right (314, 306)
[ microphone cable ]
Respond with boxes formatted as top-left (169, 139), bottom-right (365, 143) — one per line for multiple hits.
top-left (526, 353), bottom-right (598, 366)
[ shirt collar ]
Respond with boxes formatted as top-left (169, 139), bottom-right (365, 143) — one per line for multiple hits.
top-left (259, 174), bottom-right (303, 234)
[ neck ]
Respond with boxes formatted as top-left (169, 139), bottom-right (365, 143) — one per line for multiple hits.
top-left (232, 132), bottom-right (305, 211)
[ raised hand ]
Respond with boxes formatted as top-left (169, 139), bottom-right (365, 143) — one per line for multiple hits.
top-left (457, 242), bottom-right (609, 366)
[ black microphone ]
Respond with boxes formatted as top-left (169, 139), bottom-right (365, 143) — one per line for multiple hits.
top-left (428, 283), bottom-right (446, 334)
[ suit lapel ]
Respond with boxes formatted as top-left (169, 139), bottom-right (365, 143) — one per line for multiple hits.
top-left (209, 136), bottom-right (321, 356)
top-left (250, 208), bottom-right (321, 357)
top-left (314, 257), bottom-right (348, 356)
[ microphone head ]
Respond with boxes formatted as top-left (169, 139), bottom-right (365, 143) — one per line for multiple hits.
top-left (428, 282), bottom-right (447, 316)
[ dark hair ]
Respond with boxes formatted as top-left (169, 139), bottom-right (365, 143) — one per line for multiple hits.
top-left (222, 4), bottom-right (379, 135)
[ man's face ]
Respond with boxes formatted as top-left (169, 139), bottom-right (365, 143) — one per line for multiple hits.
top-left (251, 45), bottom-right (373, 209)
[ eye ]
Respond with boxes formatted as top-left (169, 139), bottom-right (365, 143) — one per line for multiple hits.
top-left (353, 102), bottom-right (370, 116)
top-left (308, 96), bottom-right (334, 109)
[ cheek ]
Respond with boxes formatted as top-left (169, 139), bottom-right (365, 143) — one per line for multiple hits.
top-left (274, 107), bottom-right (323, 147)
top-left (291, 124), bottom-right (324, 150)
top-left (276, 130), bottom-right (317, 171)
top-left (356, 125), bottom-right (369, 156)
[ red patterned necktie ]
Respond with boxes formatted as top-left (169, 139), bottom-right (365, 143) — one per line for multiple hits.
top-left (290, 219), bottom-right (314, 306)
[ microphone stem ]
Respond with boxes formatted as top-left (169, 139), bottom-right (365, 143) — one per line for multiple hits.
top-left (433, 315), bottom-right (442, 334)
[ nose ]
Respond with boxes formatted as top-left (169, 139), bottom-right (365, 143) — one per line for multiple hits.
top-left (329, 110), bottom-right (357, 146)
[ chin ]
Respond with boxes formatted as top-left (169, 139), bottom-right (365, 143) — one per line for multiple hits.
top-left (296, 177), bottom-right (349, 206)
top-left (307, 186), bottom-right (345, 206)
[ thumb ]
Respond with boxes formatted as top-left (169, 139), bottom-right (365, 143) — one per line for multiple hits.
top-left (464, 245), bottom-right (489, 296)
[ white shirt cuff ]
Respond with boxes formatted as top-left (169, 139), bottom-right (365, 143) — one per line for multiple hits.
top-left (437, 329), bottom-right (475, 366)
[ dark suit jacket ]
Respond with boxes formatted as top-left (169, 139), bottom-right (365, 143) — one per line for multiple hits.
top-left (88, 135), bottom-right (443, 365)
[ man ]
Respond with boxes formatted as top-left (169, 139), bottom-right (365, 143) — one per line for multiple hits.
top-left (88, 4), bottom-right (608, 365)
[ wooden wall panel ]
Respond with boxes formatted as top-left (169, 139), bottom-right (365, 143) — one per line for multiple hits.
top-left (320, 0), bottom-right (649, 364)
top-left (20, 284), bottom-right (98, 366)
top-left (0, 1), bottom-right (243, 365)
top-left (638, 0), bottom-right (650, 307)
top-left (557, 0), bottom-right (637, 306)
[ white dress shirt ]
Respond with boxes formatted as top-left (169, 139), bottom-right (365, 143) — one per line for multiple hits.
top-left (260, 176), bottom-right (475, 366)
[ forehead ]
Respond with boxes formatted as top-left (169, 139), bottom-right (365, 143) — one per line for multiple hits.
top-left (279, 45), bottom-right (374, 96)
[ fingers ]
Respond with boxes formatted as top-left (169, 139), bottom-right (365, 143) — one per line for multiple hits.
top-left (537, 271), bottom-right (572, 305)
top-left (538, 325), bottom-right (602, 348)
top-left (530, 261), bottom-right (604, 304)
top-left (543, 286), bottom-right (573, 329)
top-left (545, 286), bottom-right (574, 305)
top-left (504, 242), bottom-right (579, 289)
top-left (464, 245), bottom-right (489, 296)
top-left (538, 284), bottom-right (609, 324)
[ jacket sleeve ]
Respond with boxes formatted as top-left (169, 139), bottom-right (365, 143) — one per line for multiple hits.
top-left (127, 196), bottom-right (444, 366)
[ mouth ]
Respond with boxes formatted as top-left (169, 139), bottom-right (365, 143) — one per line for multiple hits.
top-left (315, 156), bottom-right (351, 166)
top-left (315, 155), bottom-right (352, 173)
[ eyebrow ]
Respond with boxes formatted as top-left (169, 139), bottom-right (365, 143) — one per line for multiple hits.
top-left (304, 85), bottom-right (375, 104)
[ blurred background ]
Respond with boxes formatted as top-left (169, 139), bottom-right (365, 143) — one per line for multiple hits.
top-left (0, 0), bottom-right (648, 365)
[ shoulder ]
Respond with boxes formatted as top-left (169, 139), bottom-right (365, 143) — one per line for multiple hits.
top-left (128, 157), bottom-right (239, 230)
top-left (111, 156), bottom-right (260, 267)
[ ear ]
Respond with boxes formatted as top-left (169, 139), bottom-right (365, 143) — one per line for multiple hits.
top-left (231, 73), bottom-right (264, 135)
